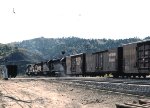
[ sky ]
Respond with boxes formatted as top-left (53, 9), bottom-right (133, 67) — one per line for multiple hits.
top-left (0, 0), bottom-right (150, 43)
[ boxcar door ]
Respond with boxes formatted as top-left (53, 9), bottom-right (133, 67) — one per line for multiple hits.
top-left (71, 57), bottom-right (76, 74)
top-left (75, 56), bottom-right (82, 74)
top-left (108, 49), bottom-right (117, 72)
top-left (123, 43), bottom-right (138, 73)
top-left (66, 56), bottom-right (71, 75)
top-left (95, 53), bottom-right (103, 72)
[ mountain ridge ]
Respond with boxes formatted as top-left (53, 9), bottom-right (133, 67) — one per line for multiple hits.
top-left (10, 36), bottom-right (143, 59)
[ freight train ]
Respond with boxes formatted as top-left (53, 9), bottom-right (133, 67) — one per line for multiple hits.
top-left (26, 40), bottom-right (150, 78)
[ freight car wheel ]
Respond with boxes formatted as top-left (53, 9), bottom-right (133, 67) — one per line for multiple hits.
top-left (143, 75), bottom-right (146, 78)
top-left (113, 74), bottom-right (119, 78)
top-left (121, 75), bottom-right (124, 78)
top-left (138, 75), bottom-right (141, 78)
top-left (101, 75), bottom-right (104, 77)
top-left (132, 75), bottom-right (136, 79)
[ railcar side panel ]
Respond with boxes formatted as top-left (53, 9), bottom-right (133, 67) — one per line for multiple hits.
top-left (70, 54), bottom-right (85, 75)
top-left (94, 52), bottom-right (104, 72)
top-left (118, 47), bottom-right (123, 73)
top-left (85, 53), bottom-right (95, 73)
top-left (66, 56), bottom-right (71, 75)
top-left (137, 41), bottom-right (150, 73)
top-left (123, 43), bottom-right (138, 73)
top-left (74, 56), bottom-right (82, 74)
top-left (94, 52), bottom-right (101, 72)
top-left (103, 51), bottom-right (109, 71)
top-left (93, 50), bottom-right (109, 73)
top-left (107, 49), bottom-right (118, 72)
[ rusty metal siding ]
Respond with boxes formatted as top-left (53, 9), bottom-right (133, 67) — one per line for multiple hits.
top-left (123, 43), bottom-right (138, 73)
top-left (74, 56), bottom-right (82, 74)
top-left (103, 51), bottom-right (109, 71)
top-left (85, 54), bottom-right (95, 73)
top-left (94, 52), bottom-right (103, 72)
top-left (71, 57), bottom-right (76, 73)
top-left (66, 56), bottom-right (71, 75)
top-left (93, 51), bottom-right (108, 72)
top-left (137, 41), bottom-right (150, 73)
top-left (107, 49), bottom-right (118, 72)
top-left (71, 54), bottom-right (84, 75)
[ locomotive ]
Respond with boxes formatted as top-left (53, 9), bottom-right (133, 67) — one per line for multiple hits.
top-left (26, 59), bottom-right (65, 76)
top-left (26, 40), bottom-right (150, 78)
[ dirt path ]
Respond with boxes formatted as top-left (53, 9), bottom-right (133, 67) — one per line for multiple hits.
top-left (0, 79), bottom-right (140, 108)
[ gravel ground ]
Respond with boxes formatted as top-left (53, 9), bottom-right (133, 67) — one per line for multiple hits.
top-left (0, 78), bottom-right (145, 108)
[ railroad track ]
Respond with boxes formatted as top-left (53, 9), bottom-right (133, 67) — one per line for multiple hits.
top-left (12, 77), bottom-right (150, 97)
top-left (42, 77), bottom-right (150, 97)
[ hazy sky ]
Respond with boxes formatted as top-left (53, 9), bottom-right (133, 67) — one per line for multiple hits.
top-left (0, 0), bottom-right (150, 43)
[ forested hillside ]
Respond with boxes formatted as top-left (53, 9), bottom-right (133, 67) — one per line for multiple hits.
top-left (11, 36), bottom-right (143, 60)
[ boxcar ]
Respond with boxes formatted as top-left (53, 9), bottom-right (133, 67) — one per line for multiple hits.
top-left (88, 50), bottom-right (109, 76)
top-left (85, 47), bottom-right (123, 77)
top-left (123, 40), bottom-right (150, 78)
top-left (65, 53), bottom-right (85, 76)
